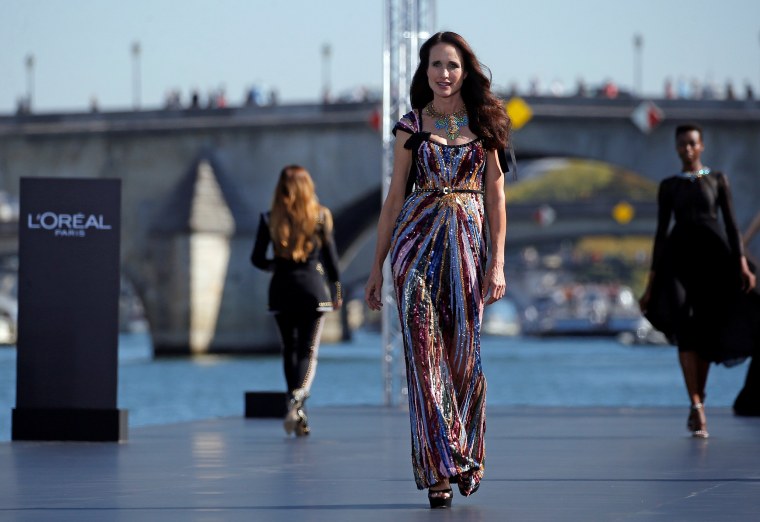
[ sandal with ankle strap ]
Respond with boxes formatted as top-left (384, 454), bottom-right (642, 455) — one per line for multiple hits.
top-left (428, 487), bottom-right (453, 509)
top-left (458, 481), bottom-right (479, 497)
top-left (688, 403), bottom-right (709, 439)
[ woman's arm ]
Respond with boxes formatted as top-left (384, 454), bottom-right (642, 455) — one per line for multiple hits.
top-left (483, 148), bottom-right (507, 305)
top-left (364, 131), bottom-right (413, 311)
top-left (640, 181), bottom-right (672, 311)
top-left (251, 213), bottom-right (274, 271)
top-left (319, 207), bottom-right (343, 309)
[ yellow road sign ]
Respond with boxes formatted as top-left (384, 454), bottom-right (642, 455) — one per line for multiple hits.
top-left (505, 97), bottom-right (533, 130)
top-left (612, 201), bottom-right (635, 224)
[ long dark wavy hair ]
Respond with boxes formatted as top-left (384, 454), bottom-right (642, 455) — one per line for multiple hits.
top-left (410, 31), bottom-right (511, 151)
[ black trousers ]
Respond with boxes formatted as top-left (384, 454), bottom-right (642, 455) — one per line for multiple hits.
top-left (274, 311), bottom-right (325, 395)
top-left (732, 291), bottom-right (760, 415)
top-left (735, 355), bottom-right (760, 416)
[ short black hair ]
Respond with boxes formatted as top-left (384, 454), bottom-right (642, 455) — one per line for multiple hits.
top-left (675, 123), bottom-right (703, 140)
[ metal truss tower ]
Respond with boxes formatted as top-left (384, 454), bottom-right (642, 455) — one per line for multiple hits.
top-left (381, 0), bottom-right (435, 406)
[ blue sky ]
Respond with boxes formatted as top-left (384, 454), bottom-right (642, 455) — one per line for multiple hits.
top-left (1, 0), bottom-right (759, 113)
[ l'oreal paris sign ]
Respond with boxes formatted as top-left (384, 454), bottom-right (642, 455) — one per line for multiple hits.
top-left (27, 212), bottom-right (112, 238)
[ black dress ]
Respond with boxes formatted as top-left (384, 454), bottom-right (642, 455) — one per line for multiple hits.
top-left (251, 210), bottom-right (340, 313)
top-left (647, 171), bottom-right (760, 365)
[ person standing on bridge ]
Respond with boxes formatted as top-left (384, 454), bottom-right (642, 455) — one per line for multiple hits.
top-left (251, 165), bottom-right (342, 437)
top-left (639, 123), bottom-right (759, 438)
top-left (365, 31), bottom-right (510, 508)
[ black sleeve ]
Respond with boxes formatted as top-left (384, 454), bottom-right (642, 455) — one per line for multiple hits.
top-left (320, 225), bottom-right (340, 284)
top-left (715, 173), bottom-right (745, 265)
top-left (251, 213), bottom-right (274, 271)
top-left (400, 131), bottom-right (430, 198)
top-left (651, 180), bottom-right (673, 271)
top-left (496, 147), bottom-right (510, 174)
top-left (319, 220), bottom-right (341, 301)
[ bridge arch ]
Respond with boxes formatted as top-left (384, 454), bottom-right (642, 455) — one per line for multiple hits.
top-left (2, 97), bottom-right (758, 352)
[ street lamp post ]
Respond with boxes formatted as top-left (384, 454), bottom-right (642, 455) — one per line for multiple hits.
top-left (131, 41), bottom-right (141, 110)
top-left (633, 33), bottom-right (643, 97)
top-left (25, 54), bottom-right (35, 111)
top-left (321, 43), bottom-right (332, 103)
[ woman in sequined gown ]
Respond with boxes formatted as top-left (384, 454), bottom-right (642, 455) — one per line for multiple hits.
top-left (365, 32), bottom-right (510, 507)
top-left (640, 123), bottom-right (758, 438)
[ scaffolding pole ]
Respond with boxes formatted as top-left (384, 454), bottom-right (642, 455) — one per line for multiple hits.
top-left (381, 0), bottom-right (435, 407)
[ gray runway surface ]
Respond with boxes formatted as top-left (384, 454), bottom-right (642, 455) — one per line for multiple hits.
top-left (1, 406), bottom-right (759, 521)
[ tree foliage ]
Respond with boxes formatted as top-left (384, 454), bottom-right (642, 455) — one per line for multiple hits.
top-left (507, 160), bottom-right (657, 203)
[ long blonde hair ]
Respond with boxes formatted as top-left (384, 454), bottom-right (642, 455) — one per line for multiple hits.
top-left (269, 165), bottom-right (326, 262)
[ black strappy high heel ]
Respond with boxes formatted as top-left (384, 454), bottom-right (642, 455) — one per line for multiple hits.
top-left (428, 487), bottom-right (453, 509)
top-left (458, 481), bottom-right (479, 497)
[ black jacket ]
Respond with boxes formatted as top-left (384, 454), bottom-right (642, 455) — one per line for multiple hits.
top-left (251, 210), bottom-right (340, 313)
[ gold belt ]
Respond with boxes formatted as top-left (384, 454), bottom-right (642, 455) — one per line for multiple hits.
top-left (414, 187), bottom-right (484, 196)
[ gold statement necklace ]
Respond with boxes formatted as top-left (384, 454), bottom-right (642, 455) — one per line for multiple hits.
top-left (424, 102), bottom-right (469, 140)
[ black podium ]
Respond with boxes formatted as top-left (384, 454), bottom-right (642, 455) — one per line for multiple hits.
top-left (12, 178), bottom-right (127, 441)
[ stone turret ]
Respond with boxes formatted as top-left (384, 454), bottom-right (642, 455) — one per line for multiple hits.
top-left (144, 150), bottom-right (269, 354)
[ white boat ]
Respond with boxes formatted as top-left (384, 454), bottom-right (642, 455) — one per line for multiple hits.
top-left (482, 299), bottom-right (521, 336)
top-left (521, 284), bottom-right (650, 338)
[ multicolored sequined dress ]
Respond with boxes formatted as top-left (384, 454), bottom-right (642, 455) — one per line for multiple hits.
top-left (390, 110), bottom-right (489, 496)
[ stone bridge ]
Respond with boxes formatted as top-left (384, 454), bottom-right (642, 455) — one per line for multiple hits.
top-left (0, 96), bottom-right (758, 353)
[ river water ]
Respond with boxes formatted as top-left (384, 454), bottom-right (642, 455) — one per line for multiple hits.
top-left (0, 330), bottom-right (749, 441)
